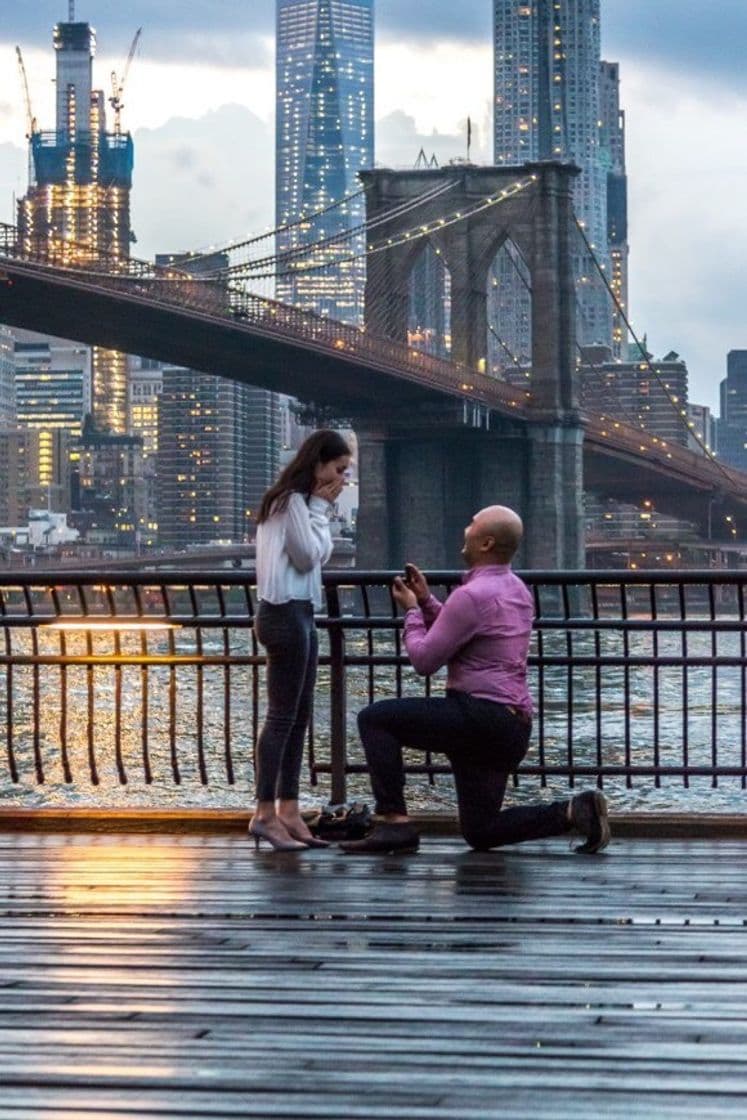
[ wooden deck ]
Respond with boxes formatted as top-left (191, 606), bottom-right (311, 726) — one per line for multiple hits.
top-left (1, 831), bottom-right (747, 1118)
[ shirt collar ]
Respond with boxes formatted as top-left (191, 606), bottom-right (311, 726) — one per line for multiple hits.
top-left (462, 564), bottom-right (511, 584)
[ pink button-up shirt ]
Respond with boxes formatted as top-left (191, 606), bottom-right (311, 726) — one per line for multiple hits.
top-left (403, 564), bottom-right (534, 715)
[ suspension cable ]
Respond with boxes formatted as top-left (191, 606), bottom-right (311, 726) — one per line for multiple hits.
top-left (573, 217), bottom-right (732, 481)
top-left (232, 176), bottom-right (538, 284)
top-left (199, 179), bottom-right (461, 279)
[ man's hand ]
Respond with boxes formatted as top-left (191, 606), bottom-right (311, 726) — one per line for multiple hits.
top-left (392, 576), bottom-right (418, 612)
top-left (404, 563), bottom-right (430, 606)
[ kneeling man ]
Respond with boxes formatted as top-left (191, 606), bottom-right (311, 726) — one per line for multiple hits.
top-left (341, 505), bottom-right (610, 856)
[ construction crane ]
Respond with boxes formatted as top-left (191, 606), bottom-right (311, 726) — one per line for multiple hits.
top-left (109, 27), bottom-right (142, 136)
top-left (15, 46), bottom-right (37, 139)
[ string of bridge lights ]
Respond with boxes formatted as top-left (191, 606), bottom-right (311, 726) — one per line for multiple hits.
top-left (231, 175), bottom-right (538, 283)
top-left (182, 187), bottom-right (367, 265)
top-left (198, 179), bottom-right (460, 278)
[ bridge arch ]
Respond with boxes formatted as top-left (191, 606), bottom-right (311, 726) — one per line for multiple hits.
top-left (360, 161), bottom-right (586, 569)
top-left (484, 235), bottom-right (533, 379)
top-left (406, 240), bottom-right (452, 359)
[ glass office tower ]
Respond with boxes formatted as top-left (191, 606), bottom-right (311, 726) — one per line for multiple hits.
top-left (492, 0), bottom-right (611, 367)
top-left (276, 0), bottom-right (374, 324)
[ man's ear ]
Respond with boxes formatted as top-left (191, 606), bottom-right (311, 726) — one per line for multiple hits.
top-left (480, 535), bottom-right (496, 553)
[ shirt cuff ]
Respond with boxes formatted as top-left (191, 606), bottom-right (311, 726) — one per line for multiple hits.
top-left (308, 496), bottom-right (332, 514)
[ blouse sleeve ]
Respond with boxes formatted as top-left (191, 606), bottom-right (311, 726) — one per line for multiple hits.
top-left (284, 493), bottom-right (333, 573)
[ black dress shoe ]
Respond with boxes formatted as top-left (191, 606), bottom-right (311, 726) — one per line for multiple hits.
top-left (339, 822), bottom-right (420, 855)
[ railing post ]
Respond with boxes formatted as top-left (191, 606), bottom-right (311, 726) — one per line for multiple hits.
top-left (325, 582), bottom-right (347, 804)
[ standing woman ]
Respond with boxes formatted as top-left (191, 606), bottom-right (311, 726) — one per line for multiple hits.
top-left (249, 430), bottom-right (352, 851)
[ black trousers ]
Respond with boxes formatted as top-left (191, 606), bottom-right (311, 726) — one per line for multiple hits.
top-left (254, 600), bottom-right (317, 801)
top-left (357, 690), bottom-right (570, 850)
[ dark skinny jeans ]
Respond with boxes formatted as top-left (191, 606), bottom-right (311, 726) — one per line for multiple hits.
top-left (358, 690), bottom-right (570, 850)
top-left (254, 600), bottom-right (318, 802)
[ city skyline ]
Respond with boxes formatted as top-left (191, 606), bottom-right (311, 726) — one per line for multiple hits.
top-left (0, 1), bottom-right (745, 409)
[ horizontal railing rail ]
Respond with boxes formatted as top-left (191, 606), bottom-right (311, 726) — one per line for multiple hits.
top-left (0, 569), bottom-right (746, 809)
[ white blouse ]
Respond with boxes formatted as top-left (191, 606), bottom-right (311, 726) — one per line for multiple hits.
top-left (255, 492), bottom-right (334, 609)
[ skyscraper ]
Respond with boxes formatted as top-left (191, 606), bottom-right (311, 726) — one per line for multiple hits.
top-left (0, 327), bottom-right (14, 427)
top-left (16, 12), bottom-right (133, 433)
top-left (492, 0), bottom-right (611, 367)
top-left (599, 60), bottom-right (629, 359)
top-left (13, 332), bottom-right (90, 511)
top-left (275, 0), bottom-right (374, 323)
top-left (718, 351), bottom-right (747, 471)
top-left (157, 368), bottom-right (281, 547)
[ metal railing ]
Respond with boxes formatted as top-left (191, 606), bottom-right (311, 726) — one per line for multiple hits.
top-left (1, 570), bottom-right (746, 809)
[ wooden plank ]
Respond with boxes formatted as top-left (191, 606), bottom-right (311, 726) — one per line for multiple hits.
top-left (0, 833), bottom-right (746, 1117)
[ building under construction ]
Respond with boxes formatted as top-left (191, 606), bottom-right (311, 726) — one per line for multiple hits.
top-left (16, 8), bottom-right (135, 434)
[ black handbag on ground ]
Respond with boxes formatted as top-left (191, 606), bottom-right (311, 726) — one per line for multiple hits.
top-left (311, 802), bottom-right (373, 841)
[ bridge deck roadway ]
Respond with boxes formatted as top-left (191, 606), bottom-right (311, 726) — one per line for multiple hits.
top-left (0, 259), bottom-right (511, 416)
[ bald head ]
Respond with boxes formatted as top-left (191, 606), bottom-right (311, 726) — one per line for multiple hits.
top-left (462, 505), bottom-right (523, 566)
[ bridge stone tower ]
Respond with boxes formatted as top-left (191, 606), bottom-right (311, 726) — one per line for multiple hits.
top-left (356, 161), bottom-right (585, 570)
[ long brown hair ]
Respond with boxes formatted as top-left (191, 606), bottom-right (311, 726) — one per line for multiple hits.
top-left (257, 429), bottom-right (352, 524)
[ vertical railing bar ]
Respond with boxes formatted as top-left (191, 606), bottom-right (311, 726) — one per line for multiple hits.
top-left (50, 586), bottom-right (72, 784)
top-left (167, 621), bottom-right (180, 785)
top-left (679, 580), bottom-right (689, 788)
top-left (708, 581), bottom-right (718, 788)
top-left (140, 627), bottom-right (153, 784)
top-left (31, 625), bottom-right (43, 785)
top-left (86, 627), bottom-right (99, 785)
top-left (5, 647), bottom-right (18, 784)
top-left (591, 581), bottom-right (603, 785)
top-left (59, 631), bottom-right (72, 784)
top-left (132, 585), bottom-right (152, 784)
top-left (739, 580), bottom-right (747, 790)
top-left (532, 581), bottom-right (546, 787)
top-left (251, 590), bottom-right (260, 792)
top-left (621, 580), bottom-right (632, 786)
top-left (188, 584), bottom-right (208, 786)
top-left (562, 581), bottom-right (574, 787)
top-left (105, 583), bottom-right (127, 786)
top-left (216, 584), bottom-right (234, 785)
top-left (361, 582), bottom-right (376, 706)
top-left (326, 582), bottom-right (347, 806)
top-left (20, 585), bottom-right (43, 783)
top-left (650, 582), bottom-right (661, 789)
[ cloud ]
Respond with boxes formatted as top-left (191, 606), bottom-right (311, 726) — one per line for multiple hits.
top-left (376, 41), bottom-right (492, 136)
top-left (3, 1), bottom-right (272, 67)
top-left (603, 0), bottom-right (747, 91)
top-left (131, 104), bottom-right (274, 259)
top-left (0, 143), bottom-right (27, 224)
top-left (622, 61), bottom-right (747, 404)
top-left (376, 0), bottom-right (490, 44)
top-left (377, 110), bottom-right (489, 169)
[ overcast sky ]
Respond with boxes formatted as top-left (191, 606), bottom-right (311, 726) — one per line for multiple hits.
top-left (1, 0), bottom-right (746, 409)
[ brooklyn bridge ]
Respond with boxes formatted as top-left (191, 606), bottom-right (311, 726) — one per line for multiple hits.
top-left (1, 161), bottom-right (744, 567)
